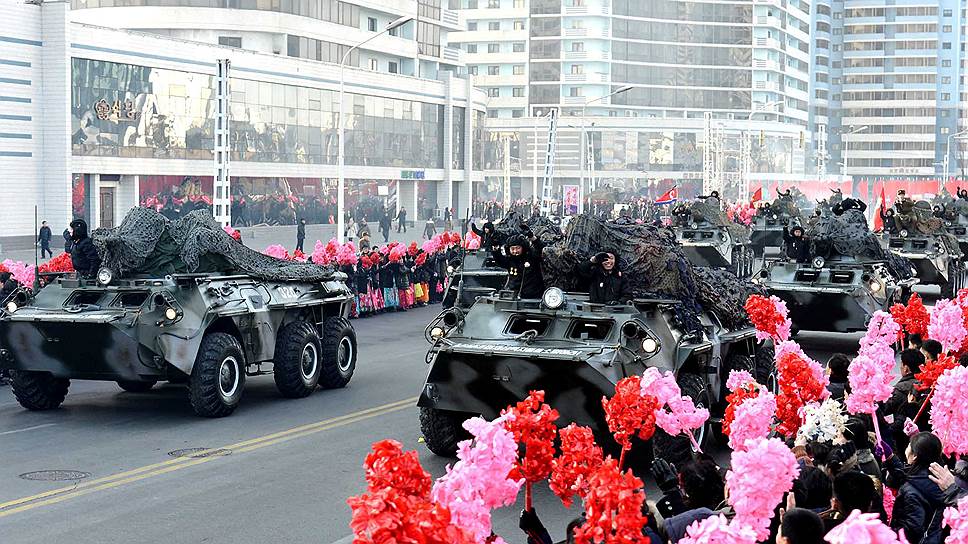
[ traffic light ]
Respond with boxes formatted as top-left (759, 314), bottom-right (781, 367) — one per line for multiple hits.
top-left (758, 130), bottom-right (765, 146)
top-left (799, 131), bottom-right (805, 149)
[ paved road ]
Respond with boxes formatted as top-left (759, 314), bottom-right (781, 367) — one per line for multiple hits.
top-left (0, 306), bottom-right (863, 544)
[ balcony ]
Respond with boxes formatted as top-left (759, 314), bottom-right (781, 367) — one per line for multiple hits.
top-left (753, 59), bottom-right (781, 71)
top-left (754, 37), bottom-right (783, 50)
top-left (563, 50), bottom-right (609, 61)
top-left (563, 4), bottom-right (611, 16)
top-left (442, 47), bottom-right (462, 64)
top-left (753, 80), bottom-right (781, 91)
top-left (562, 72), bottom-right (607, 83)
top-left (441, 8), bottom-right (461, 29)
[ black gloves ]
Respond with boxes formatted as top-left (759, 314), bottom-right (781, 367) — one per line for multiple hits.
top-left (651, 458), bottom-right (679, 493)
top-left (593, 252), bottom-right (610, 264)
top-left (519, 508), bottom-right (552, 544)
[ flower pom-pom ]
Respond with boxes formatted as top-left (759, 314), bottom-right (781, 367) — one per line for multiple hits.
top-left (572, 457), bottom-right (649, 544)
top-left (929, 298), bottom-right (967, 353)
top-left (824, 510), bottom-right (904, 544)
top-left (501, 390), bottom-right (560, 485)
top-left (744, 294), bottom-right (791, 342)
top-left (603, 376), bottom-right (660, 451)
top-left (943, 496), bottom-right (968, 544)
top-left (727, 388), bottom-right (776, 452)
top-left (930, 365), bottom-right (968, 457)
top-left (549, 424), bottom-right (604, 508)
top-left (725, 437), bottom-right (799, 541)
top-left (678, 514), bottom-right (758, 544)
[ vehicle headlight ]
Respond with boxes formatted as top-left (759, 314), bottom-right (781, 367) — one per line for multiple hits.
top-left (164, 307), bottom-right (178, 321)
top-left (720, 231), bottom-right (729, 242)
top-left (430, 326), bottom-right (445, 339)
top-left (690, 222), bottom-right (699, 229)
top-left (5, 301), bottom-right (17, 314)
top-left (812, 256), bottom-right (826, 269)
top-left (900, 229), bottom-right (909, 238)
top-left (96, 267), bottom-right (114, 286)
top-left (869, 279), bottom-right (883, 293)
top-left (939, 245), bottom-right (946, 254)
top-left (542, 287), bottom-right (565, 309)
top-left (446, 265), bottom-right (455, 275)
top-left (772, 214), bottom-right (778, 219)
top-left (642, 337), bottom-right (659, 353)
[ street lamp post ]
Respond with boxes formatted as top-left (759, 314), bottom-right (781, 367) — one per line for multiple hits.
top-left (743, 101), bottom-right (782, 201)
top-left (578, 85), bottom-right (632, 214)
top-left (337, 15), bottom-right (413, 243)
top-left (943, 129), bottom-right (968, 190)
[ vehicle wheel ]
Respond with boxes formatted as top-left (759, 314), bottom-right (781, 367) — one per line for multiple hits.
top-left (117, 380), bottom-right (156, 393)
top-left (273, 321), bottom-right (322, 398)
top-left (319, 316), bottom-right (356, 389)
top-left (723, 352), bottom-right (755, 398)
top-left (189, 332), bottom-right (246, 418)
top-left (755, 344), bottom-right (778, 394)
top-left (9, 370), bottom-right (69, 411)
top-left (419, 406), bottom-right (471, 457)
top-left (652, 373), bottom-right (710, 465)
top-left (442, 289), bottom-right (456, 309)
top-left (943, 259), bottom-right (962, 299)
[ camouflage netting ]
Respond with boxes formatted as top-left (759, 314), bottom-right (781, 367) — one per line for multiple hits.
top-left (806, 205), bottom-right (914, 279)
top-left (541, 214), bottom-right (763, 332)
top-left (93, 207), bottom-right (337, 281)
top-left (493, 210), bottom-right (565, 246)
top-left (894, 199), bottom-right (944, 235)
top-left (760, 190), bottom-right (805, 225)
top-left (674, 198), bottom-right (751, 243)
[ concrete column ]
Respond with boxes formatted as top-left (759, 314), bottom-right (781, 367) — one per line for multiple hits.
top-left (461, 76), bottom-right (474, 220)
top-left (40, 0), bottom-right (72, 231)
top-left (441, 72), bottom-right (454, 220)
top-left (91, 174), bottom-right (101, 229)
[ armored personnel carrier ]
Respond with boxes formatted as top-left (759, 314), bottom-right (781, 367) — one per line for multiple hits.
top-left (758, 199), bottom-right (916, 333)
top-left (672, 197), bottom-right (755, 277)
top-left (418, 215), bottom-right (773, 463)
top-left (441, 250), bottom-right (507, 310)
top-left (886, 198), bottom-right (966, 298)
top-left (934, 189), bottom-right (968, 258)
top-left (0, 209), bottom-right (356, 417)
top-left (750, 189), bottom-right (806, 257)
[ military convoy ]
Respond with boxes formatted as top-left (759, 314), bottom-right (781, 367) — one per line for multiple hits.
top-left (0, 209), bottom-right (357, 417)
top-left (441, 250), bottom-right (508, 310)
top-left (750, 189), bottom-right (807, 257)
top-left (885, 198), bottom-right (966, 298)
top-left (672, 197), bottom-right (755, 277)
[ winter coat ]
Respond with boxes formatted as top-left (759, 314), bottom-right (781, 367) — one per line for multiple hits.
top-left (63, 229), bottom-right (74, 252)
top-left (783, 227), bottom-right (810, 263)
top-left (297, 222), bottom-right (306, 240)
top-left (38, 225), bottom-right (52, 244)
top-left (379, 263), bottom-right (395, 288)
top-left (69, 220), bottom-right (101, 278)
top-left (889, 464), bottom-right (946, 543)
top-left (576, 260), bottom-right (629, 304)
top-left (884, 374), bottom-right (918, 417)
top-left (492, 238), bottom-right (545, 299)
top-left (355, 268), bottom-right (370, 293)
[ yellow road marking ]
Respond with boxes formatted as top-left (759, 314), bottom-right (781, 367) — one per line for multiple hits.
top-left (0, 397), bottom-right (417, 518)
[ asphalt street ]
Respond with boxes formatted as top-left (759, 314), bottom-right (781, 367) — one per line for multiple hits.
top-left (0, 305), bottom-right (867, 544)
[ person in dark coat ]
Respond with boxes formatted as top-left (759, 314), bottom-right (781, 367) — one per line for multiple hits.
top-left (883, 432), bottom-right (947, 543)
top-left (62, 226), bottom-right (74, 253)
top-left (0, 272), bottom-right (17, 303)
top-left (576, 252), bottom-right (629, 305)
top-left (492, 231), bottom-right (545, 299)
top-left (379, 212), bottom-right (392, 243)
top-left (69, 218), bottom-right (101, 278)
top-left (38, 221), bottom-right (52, 259)
top-left (826, 353), bottom-right (851, 403)
top-left (471, 221), bottom-right (500, 252)
top-left (296, 218), bottom-right (306, 252)
top-left (783, 225), bottom-right (810, 263)
top-left (396, 207), bottom-right (408, 233)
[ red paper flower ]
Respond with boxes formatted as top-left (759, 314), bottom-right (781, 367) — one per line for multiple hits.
top-left (775, 351), bottom-right (828, 437)
top-left (550, 424), bottom-right (604, 508)
top-left (890, 293), bottom-right (929, 340)
top-left (37, 253), bottom-right (75, 274)
top-left (916, 354), bottom-right (958, 391)
top-left (744, 295), bottom-right (791, 342)
top-left (362, 439), bottom-right (431, 497)
top-left (502, 390), bottom-right (560, 484)
top-left (722, 383), bottom-right (760, 437)
top-left (602, 376), bottom-right (660, 452)
top-left (572, 457), bottom-right (649, 544)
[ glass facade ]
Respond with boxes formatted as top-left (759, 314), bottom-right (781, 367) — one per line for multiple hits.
top-left (452, 106), bottom-right (466, 169)
top-left (472, 110), bottom-right (486, 171)
top-left (71, 0), bottom-right (362, 29)
top-left (286, 35), bottom-right (360, 66)
top-left (72, 59), bottom-right (446, 169)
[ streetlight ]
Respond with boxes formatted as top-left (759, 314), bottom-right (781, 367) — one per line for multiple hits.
top-left (943, 128), bottom-right (968, 189)
top-left (579, 85), bottom-right (633, 213)
top-left (749, 100), bottom-right (783, 121)
top-left (336, 15), bottom-right (413, 243)
top-left (843, 125), bottom-right (868, 178)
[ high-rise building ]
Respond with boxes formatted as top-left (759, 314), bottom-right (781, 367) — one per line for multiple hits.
top-left (450, 0), bottom-right (811, 203)
top-left (810, 1), bottom-right (963, 180)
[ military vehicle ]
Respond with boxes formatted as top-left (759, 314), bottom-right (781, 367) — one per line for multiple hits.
top-left (750, 189), bottom-right (806, 257)
top-left (934, 190), bottom-right (968, 258)
top-left (441, 250), bottom-right (508, 310)
top-left (886, 198), bottom-right (966, 298)
top-left (418, 215), bottom-right (773, 463)
top-left (672, 198), bottom-right (755, 277)
top-left (758, 200), bottom-right (916, 333)
top-left (0, 209), bottom-right (356, 417)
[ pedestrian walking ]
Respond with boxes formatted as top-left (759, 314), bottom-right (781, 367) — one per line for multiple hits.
top-left (296, 218), bottom-right (306, 252)
top-left (396, 207), bottom-right (408, 233)
top-left (379, 211), bottom-right (391, 243)
top-left (37, 221), bottom-right (52, 259)
top-left (423, 219), bottom-right (436, 239)
top-left (62, 225), bottom-right (74, 253)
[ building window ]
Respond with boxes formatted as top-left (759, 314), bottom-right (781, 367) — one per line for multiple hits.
top-left (466, 44), bottom-right (477, 53)
top-left (943, 59), bottom-right (952, 67)
top-left (513, 0), bottom-right (524, 7)
top-left (218, 36), bottom-right (242, 48)
top-left (943, 92), bottom-right (951, 100)
top-left (368, 17), bottom-right (377, 32)
top-left (512, 42), bottom-right (525, 52)
top-left (944, 25), bottom-right (953, 33)
top-left (369, 58), bottom-right (378, 71)
top-left (571, 64), bottom-right (582, 74)
top-left (487, 0), bottom-right (499, 7)
top-left (571, 42), bottom-right (584, 52)
top-left (468, 65), bottom-right (478, 75)
top-left (944, 42), bottom-right (952, 49)
top-left (569, 87), bottom-right (582, 97)
top-left (468, 22), bottom-right (477, 31)
top-left (512, 64), bottom-right (524, 75)
top-left (944, 9), bottom-right (953, 16)
top-left (513, 87), bottom-right (524, 97)
top-left (943, 76), bottom-right (952, 84)
top-left (942, 127), bottom-right (951, 134)
top-left (513, 20), bottom-right (525, 30)
top-left (487, 87), bottom-right (500, 97)
top-left (512, 109), bottom-right (523, 118)
top-left (488, 43), bottom-right (500, 53)
top-left (388, 61), bottom-right (398, 73)
top-left (488, 65), bottom-right (500, 75)
top-left (488, 109), bottom-right (498, 118)
top-left (489, 21), bottom-right (500, 31)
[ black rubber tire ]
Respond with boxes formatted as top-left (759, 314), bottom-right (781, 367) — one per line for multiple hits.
top-left (755, 344), bottom-right (778, 394)
top-left (319, 316), bottom-right (356, 389)
top-left (273, 321), bottom-right (322, 398)
top-left (419, 406), bottom-right (471, 457)
top-left (652, 373), bottom-right (710, 466)
top-left (942, 258), bottom-right (962, 299)
top-left (10, 370), bottom-right (69, 411)
top-left (117, 380), bottom-right (156, 393)
top-left (188, 332), bottom-right (246, 418)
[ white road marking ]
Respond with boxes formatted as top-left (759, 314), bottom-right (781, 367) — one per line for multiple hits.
top-left (0, 423), bottom-right (56, 436)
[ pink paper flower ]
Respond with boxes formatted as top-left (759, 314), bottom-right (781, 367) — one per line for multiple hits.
top-left (2, 259), bottom-right (34, 287)
top-left (860, 311), bottom-right (900, 354)
top-left (638, 367), bottom-right (709, 437)
top-left (728, 388), bottom-right (776, 452)
top-left (943, 496), bottom-right (968, 544)
top-left (930, 365), bottom-right (968, 457)
top-left (678, 514), bottom-right (757, 544)
top-left (263, 244), bottom-right (289, 260)
top-left (431, 416), bottom-right (523, 543)
top-left (726, 370), bottom-right (756, 393)
top-left (846, 353), bottom-right (894, 415)
top-left (824, 510), bottom-right (904, 544)
top-left (726, 437), bottom-right (799, 541)
top-left (929, 298), bottom-right (967, 353)
top-left (638, 367), bottom-right (681, 405)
